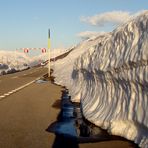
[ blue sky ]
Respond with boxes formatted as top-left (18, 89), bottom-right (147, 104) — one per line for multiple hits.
top-left (0, 0), bottom-right (147, 52)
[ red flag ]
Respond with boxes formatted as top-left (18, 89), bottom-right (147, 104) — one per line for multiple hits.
top-left (24, 48), bottom-right (29, 53)
top-left (42, 48), bottom-right (46, 53)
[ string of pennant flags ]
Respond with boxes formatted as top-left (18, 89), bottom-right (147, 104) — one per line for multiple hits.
top-left (16, 48), bottom-right (47, 53)
top-left (15, 29), bottom-right (50, 54)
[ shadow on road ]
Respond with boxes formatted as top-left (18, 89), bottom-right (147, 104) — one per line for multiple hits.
top-left (46, 89), bottom-right (79, 148)
top-left (52, 134), bottom-right (79, 148)
top-left (46, 89), bottom-right (139, 148)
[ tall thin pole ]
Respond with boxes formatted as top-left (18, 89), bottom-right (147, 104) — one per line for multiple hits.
top-left (48, 29), bottom-right (51, 77)
top-left (15, 49), bottom-right (17, 69)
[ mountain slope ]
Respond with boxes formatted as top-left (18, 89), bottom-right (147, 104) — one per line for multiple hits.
top-left (0, 51), bottom-right (49, 75)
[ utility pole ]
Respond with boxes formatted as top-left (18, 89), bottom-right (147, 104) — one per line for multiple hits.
top-left (48, 29), bottom-right (50, 77)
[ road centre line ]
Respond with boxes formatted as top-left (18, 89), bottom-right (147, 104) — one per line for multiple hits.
top-left (0, 77), bottom-right (42, 101)
top-left (11, 76), bottom-right (18, 79)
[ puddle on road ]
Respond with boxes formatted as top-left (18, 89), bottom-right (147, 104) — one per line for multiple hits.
top-left (46, 90), bottom-right (139, 148)
top-left (46, 89), bottom-right (111, 144)
top-left (35, 79), bottom-right (48, 84)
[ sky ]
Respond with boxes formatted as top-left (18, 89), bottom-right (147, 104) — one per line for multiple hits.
top-left (0, 0), bottom-right (147, 53)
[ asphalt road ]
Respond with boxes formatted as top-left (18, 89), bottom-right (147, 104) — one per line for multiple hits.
top-left (0, 67), bottom-right (48, 96)
top-left (0, 67), bottom-right (138, 148)
top-left (0, 72), bottom-right (62, 148)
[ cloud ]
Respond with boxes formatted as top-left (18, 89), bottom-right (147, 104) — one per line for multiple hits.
top-left (80, 11), bottom-right (132, 27)
top-left (133, 10), bottom-right (148, 17)
top-left (78, 10), bottom-right (147, 40)
top-left (77, 31), bottom-right (105, 40)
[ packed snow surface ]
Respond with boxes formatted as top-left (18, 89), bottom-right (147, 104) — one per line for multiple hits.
top-left (53, 11), bottom-right (148, 147)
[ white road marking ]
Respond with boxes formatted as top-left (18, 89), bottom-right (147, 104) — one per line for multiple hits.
top-left (11, 76), bottom-right (18, 79)
top-left (0, 77), bottom-right (42, 100)
top-left (0, 96), bottom-right (5, 99)
top-left (11, 90), bottom-right (17, 93)
top-left (0, 68), bottom-right (47, 100)
top-left (4, 93), bottom-right (10, 96)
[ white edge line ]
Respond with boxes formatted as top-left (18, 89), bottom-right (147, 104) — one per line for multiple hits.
top-left (0, 77), bottom-right (41, 100)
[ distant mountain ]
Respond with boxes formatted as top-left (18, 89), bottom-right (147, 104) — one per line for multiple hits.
top-left (53, 11), bottom-right (148, 147)
top-left (0, 51), bottom-right (30, 75)
top-left (0, 48), bottom-right (70, 75)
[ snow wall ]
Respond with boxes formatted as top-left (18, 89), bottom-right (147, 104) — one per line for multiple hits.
top-left (53, 11), bottom-right (148, 147)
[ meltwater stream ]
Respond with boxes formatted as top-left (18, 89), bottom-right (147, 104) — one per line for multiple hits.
top-left (46, 90), bottom-right (138, 147)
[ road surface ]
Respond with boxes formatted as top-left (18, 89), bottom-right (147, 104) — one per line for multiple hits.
top-left (0, 67), bottom-right (62, 148)
top-left (0, 67), bottom-right (138, 148)
top-left (0, 67), bottom-right (48, 96)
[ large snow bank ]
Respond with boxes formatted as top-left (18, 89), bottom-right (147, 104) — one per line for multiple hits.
top-left (53, 11), bottom-right (148, 147)
top-left (53, 33), bottom-right (110, 86)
